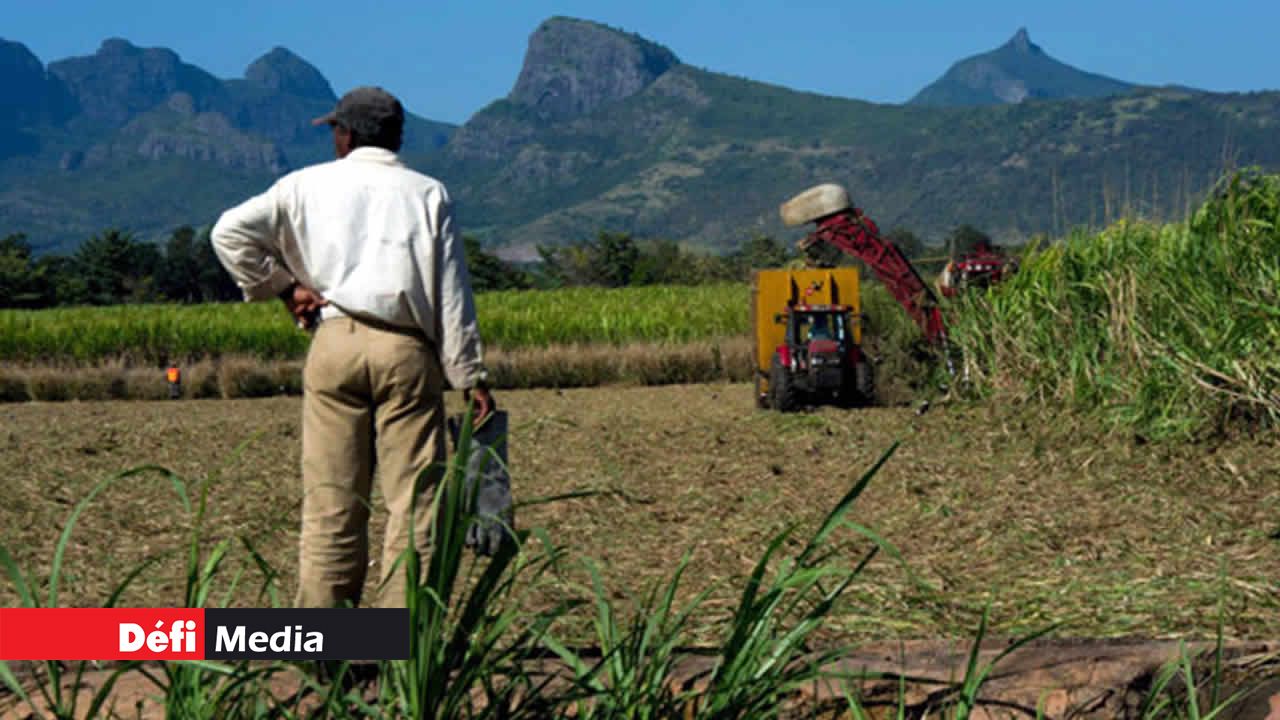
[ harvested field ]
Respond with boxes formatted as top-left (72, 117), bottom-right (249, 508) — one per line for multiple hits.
top-left (2, 383), bottom-right (1277, 646)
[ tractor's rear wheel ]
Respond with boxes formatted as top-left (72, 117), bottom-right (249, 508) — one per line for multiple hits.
top-left (854, 359), bottom-right (875, 405)
top-left (769, 359), bottom-right (799, 412)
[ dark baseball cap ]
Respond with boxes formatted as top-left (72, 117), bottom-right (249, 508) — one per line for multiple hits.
top-left (312, 86), bottom-right (404, 136)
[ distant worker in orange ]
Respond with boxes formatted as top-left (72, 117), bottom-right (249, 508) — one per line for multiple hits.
top-left (166, 365), bottom-right (181, 399)
top-left (210, 86), bottom-right (494, 609)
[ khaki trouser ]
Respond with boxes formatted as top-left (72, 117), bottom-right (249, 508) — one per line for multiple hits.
top-left (297, 317), bottom-right (445, 608)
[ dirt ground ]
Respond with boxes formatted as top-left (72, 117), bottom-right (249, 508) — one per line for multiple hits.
top-left (1, 384), bottom-right (1278, 645)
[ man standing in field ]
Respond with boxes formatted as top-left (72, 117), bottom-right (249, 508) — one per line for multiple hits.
top-left (210, 86), bottom-right (494, 609)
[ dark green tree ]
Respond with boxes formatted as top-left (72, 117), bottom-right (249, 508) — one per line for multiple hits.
top-left (0, 233), bottom-right (47, 308)
top-left (634, 239), bottom-right (738, 285)
top-left (885, 227), bottom-right (924, 259)
top-left (462, 235), bottom-right (531, 292)
top-left (192, 227), bottom-right (241, 301)
top-left (632, 238), bottom-right (682, 285)
top-left (73, 229), bottom-right (161, 304)
top-left (731, 234), bottom-right (792, 274)
top-left (152, 225), bottom-right (239, 302)
top-left (37, 254), bottom-right (87, 306)
top-left (158, 225), bottom-right (202, 302)
top-left (592, 230), bottom-right (639, 287)
top-left (536, 230), bottom-right (640, 288)
top-left (535, 243), bottom-right (584, 288)
top-left (947, 224), bottom-right (994, 257)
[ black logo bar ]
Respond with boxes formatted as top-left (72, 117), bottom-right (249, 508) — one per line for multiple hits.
top-left (204, 609), bottom-right (409, 660)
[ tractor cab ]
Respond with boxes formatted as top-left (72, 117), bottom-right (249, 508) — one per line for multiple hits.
top-left (787, 305), bottom-right (851, 371)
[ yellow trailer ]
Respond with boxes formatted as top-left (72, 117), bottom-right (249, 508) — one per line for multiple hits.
top-left (752, 267), bottom-right (871, 410)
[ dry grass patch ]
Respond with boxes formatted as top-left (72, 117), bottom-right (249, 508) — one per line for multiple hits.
top-left (0, 339), bottom-right (758, 402)
top-left (486, 338), bottom-right (753, 389)
top-left (216, 357), bottom-right (302, 399)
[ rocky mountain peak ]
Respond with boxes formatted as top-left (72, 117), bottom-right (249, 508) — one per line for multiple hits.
top-left (1007, 27), bottom-right (1037, 54)
top-left (98, 37), bottom-right (143, 56)
top-left (508, 16), bottom-right (680, 121)
top-left (909, 27), bottom-right (1133, 107)
top-left (0, 38), bottom-right (75, 127)
top-left (244, 47), bottom-right (336, 101)
top-left (1, 39), bottom-right (50, 119)
top-left (48, 38), bottom-right (228, 127)
top-left (1, 38), bottom-right (44, 79)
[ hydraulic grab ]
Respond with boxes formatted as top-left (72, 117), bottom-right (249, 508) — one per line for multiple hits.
top-left (781, 184), bottom-right (948, 347)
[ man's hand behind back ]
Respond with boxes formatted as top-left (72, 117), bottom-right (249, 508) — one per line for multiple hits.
top-left (281, 283), bottom-right (328, 330)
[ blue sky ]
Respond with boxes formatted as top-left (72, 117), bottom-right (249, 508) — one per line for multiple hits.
top-left (5, 1), bottom-right (1278, 124)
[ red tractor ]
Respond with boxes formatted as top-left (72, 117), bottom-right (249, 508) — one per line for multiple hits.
top-left (937, 240), bottom-right (1019, 297)
top-left (768, 303), bottom-right (874, 411)
top-left (754, 265), bottom-right (877, 412)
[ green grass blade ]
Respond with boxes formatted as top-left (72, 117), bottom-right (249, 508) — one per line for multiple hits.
top-left (104, 552), bottom-right (169, 608)
top-left (797, 442), bottom-right (899, 567)
top-left (0, 662), bottom-right (34, 708)
top-left (47, 470), bottom-right (128, 608)
top-left (0, 546), bottom-right (36, 607)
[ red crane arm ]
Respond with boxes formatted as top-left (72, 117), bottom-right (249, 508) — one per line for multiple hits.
top-left (799, 209), bottom-right (947, 346)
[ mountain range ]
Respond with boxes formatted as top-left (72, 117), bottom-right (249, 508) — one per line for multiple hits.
top-left (0, 37), bottom-right (453, 253)
top-left (3, 19), bottom-right (1278, 257)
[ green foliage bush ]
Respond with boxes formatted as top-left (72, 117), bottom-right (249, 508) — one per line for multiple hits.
top-left (950, 169), bottom-right (1280, 438)
top-left (0, 226), bottom-right (241, 310)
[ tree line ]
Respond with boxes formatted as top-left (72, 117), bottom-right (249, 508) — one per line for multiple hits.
top-left (486, 226), bottom-right (941, 291)
top-left (0, 228), bottom-right (804, 307)
top-left (0, 227), bottom-right (240, 309)
top-left (0, 223), bottom-right (995, 309)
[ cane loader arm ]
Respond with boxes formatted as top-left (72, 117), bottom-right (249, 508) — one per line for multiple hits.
top-left (781, 184), bottom-right (947, 346)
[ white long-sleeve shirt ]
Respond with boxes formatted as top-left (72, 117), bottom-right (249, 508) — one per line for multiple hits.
top-left (210, 146), bottom-right (486, 390)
